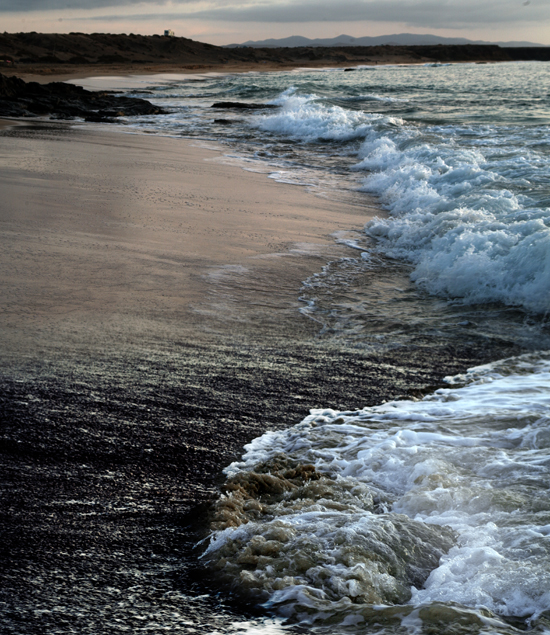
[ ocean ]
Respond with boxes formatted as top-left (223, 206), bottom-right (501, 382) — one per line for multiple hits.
top-left (69, 61), bottom-right (550, 633)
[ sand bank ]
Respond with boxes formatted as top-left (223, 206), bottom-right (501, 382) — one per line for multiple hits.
top-left (6, 61), bottom-right (351, 83)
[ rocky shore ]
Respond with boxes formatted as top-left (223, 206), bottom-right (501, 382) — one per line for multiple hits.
top-left (0, 72), bottom-right (166, 121)
top-left (2, 32), bottom-right (547, 122)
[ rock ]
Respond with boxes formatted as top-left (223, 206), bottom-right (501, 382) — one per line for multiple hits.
top-left (0, 72), bottom-right (168, 121)
top-left (211, 101), bottom-right (278, 110)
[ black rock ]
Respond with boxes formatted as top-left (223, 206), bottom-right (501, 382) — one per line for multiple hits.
top-left (211, 101), bottom-right (278, 110)
top-left (0, 72), bottom-right (168, 121)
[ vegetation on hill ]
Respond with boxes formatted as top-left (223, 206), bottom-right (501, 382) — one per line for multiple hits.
top-left (0, 32), bottom-right (548, 74)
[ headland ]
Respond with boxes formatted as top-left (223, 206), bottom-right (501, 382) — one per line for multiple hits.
top-left (1, 31), bottom-right (548, 82)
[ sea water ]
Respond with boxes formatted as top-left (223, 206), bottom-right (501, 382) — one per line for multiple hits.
top-left (93, 61), bottom-right (550, 350)
top-left (80, 62), bottom-right (550, 633)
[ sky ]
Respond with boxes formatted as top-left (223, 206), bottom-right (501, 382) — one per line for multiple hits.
top-left (0, 0), bottom-right (549, 46)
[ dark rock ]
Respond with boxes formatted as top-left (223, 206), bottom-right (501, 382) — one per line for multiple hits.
top-left (84, 114), bottom-right (117, 123)
top-left (0, 73), bottom-right (26, 98)
top-left (0, 72), bottom-right (168, 121)
top-left (211, 101), bottom-right (278, 110)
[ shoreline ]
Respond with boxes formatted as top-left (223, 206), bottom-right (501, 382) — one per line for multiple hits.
top-left (4, 60), bottom-right (397, 83)
top-left (0, 120), bottom-right (375, 355)
top-left (4, 37), bottom-right (548, 84)
top-left (0, 57), bottom-right (519, 84)
top-left (0, 109), bottom-right (523, 631)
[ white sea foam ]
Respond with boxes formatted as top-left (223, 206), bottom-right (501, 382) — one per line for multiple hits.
top-left (355, 128), bottom-right (550, 314)
top-left (205, 352), bottom-right (550, 628)
top-left (252, 83), bottom-right (550, 316)
top-left (259, 90), bottom-right (389, 142)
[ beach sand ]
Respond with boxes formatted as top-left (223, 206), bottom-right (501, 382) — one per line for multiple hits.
top-left (8, 56), bottom-right (421, 84)
top-left (0, 120), bottom-right (520, 633)
top-left (0, 121), bottom-right (373, 353)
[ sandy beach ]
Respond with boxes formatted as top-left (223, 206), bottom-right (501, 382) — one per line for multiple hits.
top-left (0, 114), bottom-right (521, 633)
top-left (0, 122), bottom-right (373, 352)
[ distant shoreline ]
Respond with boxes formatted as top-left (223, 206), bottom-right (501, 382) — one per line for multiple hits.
top-left (1, 32), bottom-right (548, 82)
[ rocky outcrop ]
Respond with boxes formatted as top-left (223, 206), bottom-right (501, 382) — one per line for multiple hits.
top-left (0, 72), bottom-right (167, 121)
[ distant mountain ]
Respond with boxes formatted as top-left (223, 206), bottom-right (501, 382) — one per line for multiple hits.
top-left (225, 33), bottom-right (546, 49)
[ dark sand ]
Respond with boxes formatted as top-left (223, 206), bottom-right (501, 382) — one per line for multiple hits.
top-left (0, 121), bottom-right (520, 633)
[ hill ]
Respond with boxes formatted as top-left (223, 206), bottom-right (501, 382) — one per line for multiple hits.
top-left (226, 33), bottom-right (546, 49)
top-left (0, 32), bottom-right (549, 79)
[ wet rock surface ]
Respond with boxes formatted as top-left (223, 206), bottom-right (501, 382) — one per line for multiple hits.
top-left (0, 72), bottom-right (167, 120)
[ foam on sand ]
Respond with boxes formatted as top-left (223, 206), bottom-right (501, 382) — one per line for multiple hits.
top-left (203, 352), bottom-right (550, 631)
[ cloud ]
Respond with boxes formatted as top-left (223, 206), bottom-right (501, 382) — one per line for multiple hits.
top-left (182, 0), bottom-right (549, 27)
top-left (0, 0), bottom-right (167, 11)
top-left (0, 0), bottom-right (253, 11)
top-left (0, 0), bottom-right (546, 29)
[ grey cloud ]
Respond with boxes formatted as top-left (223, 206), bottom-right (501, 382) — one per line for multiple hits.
top-left (84, 11), bottom-right (176, 20)
top-left (0, 0), bottom-right (169, 11)
top-left (1, 0), bottom-right (547, 28)
top-left (0, 0), bottom-right (251, 11)
top-left (182, 0), bottom-right (549, 27)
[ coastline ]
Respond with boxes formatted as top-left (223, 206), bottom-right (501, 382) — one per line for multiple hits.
top-left (0, 117), bottom-right (523, 632)
top-left (5, 40), bottom-right (548, 84)
top-left (0, 56), bottom-right (516, 84)
top-left (2, 59), bottom-right (455, 85)
top-left (3, 60), bottom-right (396, 83)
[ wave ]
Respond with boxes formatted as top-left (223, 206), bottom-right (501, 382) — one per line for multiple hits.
top-left (355, 126), bottom-right (550, 314)
top-left (259, 88), bottom-right (397, 142)
top-left (253, 88), bottom-right (550, 315)
top-left (202, 352), bottom-right (550, 632)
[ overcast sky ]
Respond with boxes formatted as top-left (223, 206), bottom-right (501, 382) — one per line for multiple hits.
top-left (1, 0), bottom-right (548, 46)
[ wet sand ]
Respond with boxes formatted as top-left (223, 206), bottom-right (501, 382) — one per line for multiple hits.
top-left (0, 121), bottom-right (519, 633)
top-left (0, 121), bottom-right (373, 352)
